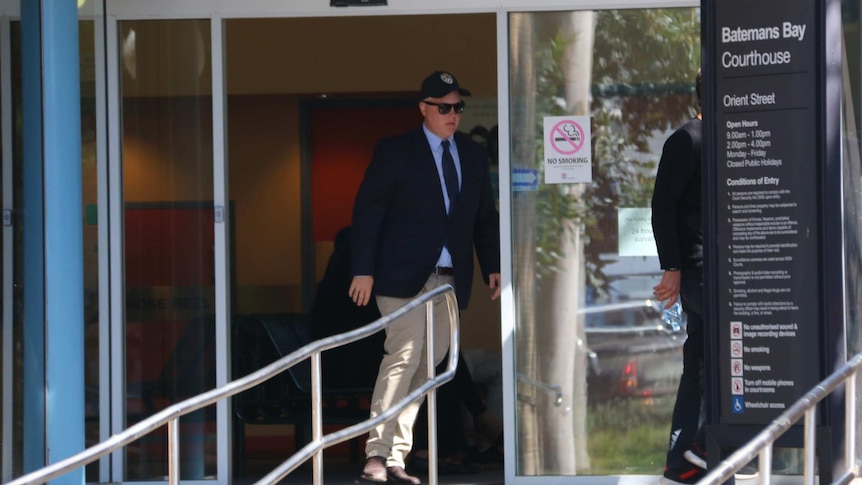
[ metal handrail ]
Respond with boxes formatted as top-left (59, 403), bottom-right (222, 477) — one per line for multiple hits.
top-left (6, 284), bottom-right (460, 485)
top-left (516, 373), bottom-right (564, 407)
top-left (701, 351), bottom-right (862, 485)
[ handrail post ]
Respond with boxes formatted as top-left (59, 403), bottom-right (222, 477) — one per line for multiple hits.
top-left (311, 351), bottom-right (324, 485)
top-left (804, 408), bottom-right (815, 485)
top-left (167, 418), bottom-right (180, 485)
top-left (759, 443), bottom-right (772, 485)
top-left (846, 370), bottom-right (857, 477)
top-left (425, 299), bottom-right (439, 485)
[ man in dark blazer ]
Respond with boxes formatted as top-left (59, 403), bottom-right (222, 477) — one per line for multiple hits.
top-left (350, 70), bottom-right (501, 484)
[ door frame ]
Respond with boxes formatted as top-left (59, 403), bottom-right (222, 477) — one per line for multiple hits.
top-left (0, 1), bottom-right (700, 484)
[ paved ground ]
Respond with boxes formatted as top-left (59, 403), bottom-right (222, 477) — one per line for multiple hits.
top-left (275, 466), bottom-right (503, 485)
top-left (234, 460), bottom-right (838, 485)
top-left (239, 457), bottom-right (504, 485)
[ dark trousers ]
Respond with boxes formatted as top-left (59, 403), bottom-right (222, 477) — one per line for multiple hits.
top-left (665, 271), bottom-right (706, 471)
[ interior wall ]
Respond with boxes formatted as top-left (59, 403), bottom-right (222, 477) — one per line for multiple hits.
top-left (122, 97), bottom-right (214, 202)
top-left (120, 15), bottom-right (497, 98)
top-left (225, 15), bottom-right (497, 97)
top-left (227, 95), bottom-right (303, 313)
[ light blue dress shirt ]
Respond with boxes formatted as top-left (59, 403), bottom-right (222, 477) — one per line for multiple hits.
top-left (423, 125), bottom-right (461, 269)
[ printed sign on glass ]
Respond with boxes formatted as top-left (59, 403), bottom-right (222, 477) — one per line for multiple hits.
top-left (543, 116), bottom-right (592, 183)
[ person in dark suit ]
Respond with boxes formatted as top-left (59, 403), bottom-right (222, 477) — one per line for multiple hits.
top-left (350, 70), bottom-right (501, 484)
top-left (311, 226), bottom-right (384, 390)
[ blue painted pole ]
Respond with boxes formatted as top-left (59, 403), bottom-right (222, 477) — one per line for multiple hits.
top-left (38, 1), bottom-right (85, 484)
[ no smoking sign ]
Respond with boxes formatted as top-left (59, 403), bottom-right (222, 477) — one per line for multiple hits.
top-left (543, 115), bottom-right (592, 184)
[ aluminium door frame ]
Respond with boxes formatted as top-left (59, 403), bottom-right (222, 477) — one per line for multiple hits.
top-left (42, 1), bottom-right (699, 484)
top-left (0, 0), bottom-right (698, 484)
top-left (104, 12), bottom-right (233, 485)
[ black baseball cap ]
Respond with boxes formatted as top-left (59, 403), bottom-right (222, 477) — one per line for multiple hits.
top-left (419, 71), bottom-right (471, 100)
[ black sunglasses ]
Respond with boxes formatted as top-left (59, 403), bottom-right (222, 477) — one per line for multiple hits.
top-left (422, 100), bottom-right (466, 115)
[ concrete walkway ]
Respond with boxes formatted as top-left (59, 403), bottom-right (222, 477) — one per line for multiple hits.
top-left (239, 458), bottom-right (504, 485)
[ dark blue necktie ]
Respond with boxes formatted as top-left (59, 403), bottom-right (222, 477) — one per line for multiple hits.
top-left (441, 140), bottom-right (459, 210)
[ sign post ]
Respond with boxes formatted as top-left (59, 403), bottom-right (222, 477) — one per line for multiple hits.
top-left (702, 0), bottom-right (844, 481)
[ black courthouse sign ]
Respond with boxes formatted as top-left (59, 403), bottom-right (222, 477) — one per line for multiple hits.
top-left (711, 0), bottom-right (820, 425)
top-left (703, 0), bottom-right (845, 477)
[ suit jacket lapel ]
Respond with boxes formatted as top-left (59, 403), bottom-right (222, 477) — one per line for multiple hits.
top-left (450, 133), bottom-right (478, 214)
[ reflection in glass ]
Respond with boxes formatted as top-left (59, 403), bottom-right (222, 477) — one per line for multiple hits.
top-left (9, 21), bottom-right (24, 479)
top-left (841, 1), bottom-right (862, 459)
top-left (78, 19), bottom-right (100, 482)
top-left (119, 19), bottom-right (215, 481)
top-left (509, 8), bottom-right (699, 476)
top-left (1, 22), bottom-right (4, 479)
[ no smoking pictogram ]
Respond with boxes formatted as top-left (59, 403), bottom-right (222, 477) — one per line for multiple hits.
top-left (550, 120), bottom-right (586, 155)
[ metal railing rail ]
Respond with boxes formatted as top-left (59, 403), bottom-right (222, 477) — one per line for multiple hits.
top-left (701, 350), bottom-right (862, 485)
top-left (516, 373), bottom-right (564, 407)
top-left (6, 284), bottom-right (460, 485)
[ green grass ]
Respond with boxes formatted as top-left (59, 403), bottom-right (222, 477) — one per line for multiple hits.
top-left (584, 396), bottom-right (674, 475)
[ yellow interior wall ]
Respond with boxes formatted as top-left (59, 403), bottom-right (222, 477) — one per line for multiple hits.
top-left (225, 15), bottom-right (497, 97)
top-left (227, 95), bottom-right (301, 287)
top-left (122, 97), bottom-right (214, 202)
top-left (228, 95), bottom-right (304, 313)
top-left (120, 15), bottom-right (497, 97)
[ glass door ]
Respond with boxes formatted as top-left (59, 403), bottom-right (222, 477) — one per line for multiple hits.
top-left (115, 18), bottom-right (216, 481)
top-left (506, 7), bottom-right (700, 477)
top-left (222, 14), bottom-right (499, 479)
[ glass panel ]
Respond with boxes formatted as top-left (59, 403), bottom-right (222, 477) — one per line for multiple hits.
top-left (841, 0), bottom-right (862, 460)
top-left (508, 8), bottom-right (700, 476)
top-left (9, 20), bottom-right (23, 479)
top-left (842, 0), bottom-right (861, 338)
top-left (119, 19), bottom-right (215, 481)
top-left (79, 19), bottom-right (99, 483)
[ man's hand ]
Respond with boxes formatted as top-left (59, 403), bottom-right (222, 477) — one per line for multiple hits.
top-left (488, 273), bottom-right (501, 301)
top-left (349, 275), bottom-right (374, 306)
top-left (653, 270), bottom-right (681, 308)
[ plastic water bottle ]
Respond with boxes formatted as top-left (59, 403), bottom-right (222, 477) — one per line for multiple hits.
top-left (662, 299), bottom-right (683, 332)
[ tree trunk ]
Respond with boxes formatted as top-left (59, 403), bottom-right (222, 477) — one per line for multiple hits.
top-left (528, 11), bottom-right (595, 474)
top-left (509, 12), bottom-right (541, 475)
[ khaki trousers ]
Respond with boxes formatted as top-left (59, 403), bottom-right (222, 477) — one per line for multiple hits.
top-left (365, 273), bottom-right (454, 468)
